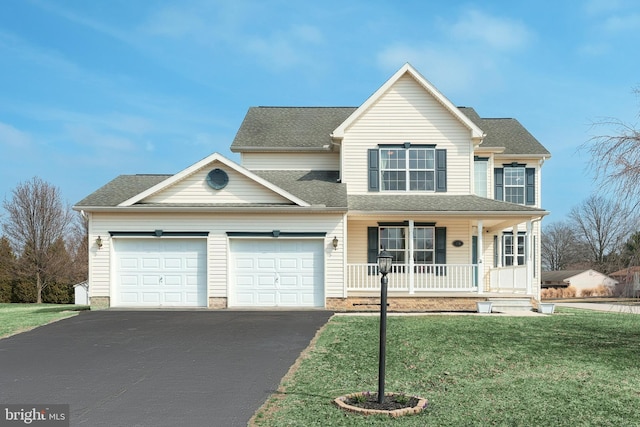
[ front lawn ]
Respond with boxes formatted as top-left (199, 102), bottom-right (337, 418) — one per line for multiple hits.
top-left (253, 309), bottom-right (640, 426)
top-left (0, 303), bottom-right (88, 339)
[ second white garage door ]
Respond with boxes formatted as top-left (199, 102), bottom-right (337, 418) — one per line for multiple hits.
top-left (230, 239), bottom-right (324, 307)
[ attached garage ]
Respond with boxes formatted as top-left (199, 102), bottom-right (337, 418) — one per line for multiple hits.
top-left (230, 239), bottom-right (325, 307)
top-left (113, 238), bottom-right (207, 307)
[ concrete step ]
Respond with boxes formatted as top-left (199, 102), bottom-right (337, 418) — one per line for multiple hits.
top-left (487, 298), bottom-right (533, 312)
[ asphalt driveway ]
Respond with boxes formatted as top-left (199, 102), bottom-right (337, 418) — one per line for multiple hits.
top-left (0, 310), bottom-right (333, 427)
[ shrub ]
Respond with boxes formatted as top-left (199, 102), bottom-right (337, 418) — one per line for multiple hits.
top-left (595, 284), bottom-right (613, 297)
top-left (563, 286), bottom-right (577, 298)
top-left (12, 281), bottom-right (37, 303)
top-left (0, 281), bottom-right (12, 303)
top-left (582, 288), bottom-right (594, 297)
top-left (42, 282), bottom-right (73, 304)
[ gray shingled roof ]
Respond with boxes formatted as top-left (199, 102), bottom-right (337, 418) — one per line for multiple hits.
top-left (75, 175), bottom-right (170, 207)
top-left (348, 194), bottom-right (547, 213)
top-left (230, 106), bottom-right (549, 156)
top-left (458, 107), bottom-right (550, 156)
top-left (541, 270), bottom-right (590, 283)
top-left (253, 170), bottom-right (347, 208)
top-left (75, 171), bottom-right (347, 209)
top-left (231, 107), bottom-right (356, 151)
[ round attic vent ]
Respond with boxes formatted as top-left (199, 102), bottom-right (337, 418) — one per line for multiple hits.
top-left (206, 168), bottom-right (229, 190)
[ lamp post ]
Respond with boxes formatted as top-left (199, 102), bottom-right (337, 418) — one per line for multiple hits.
top-left (376, 249), bottom-right (392, 404)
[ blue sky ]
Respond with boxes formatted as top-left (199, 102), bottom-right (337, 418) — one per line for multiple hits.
top-left (1, 0), bottom-right (639, 223)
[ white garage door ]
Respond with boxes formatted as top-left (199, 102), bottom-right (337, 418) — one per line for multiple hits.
top-left (230, 239), bottom-right (324, 307)
top-left (114, 239), bottom-right (207, 307)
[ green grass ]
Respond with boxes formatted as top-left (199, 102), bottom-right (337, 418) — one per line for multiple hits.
top-left (253, 309), bottom-right (640, 426)
top-left (0, 303), bottom-right (89, 339)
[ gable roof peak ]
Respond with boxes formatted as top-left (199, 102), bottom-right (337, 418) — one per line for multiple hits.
top-left (332, 63), bottom-right (485, 140)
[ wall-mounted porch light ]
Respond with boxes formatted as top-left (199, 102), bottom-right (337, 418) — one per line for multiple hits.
top-left (332, 236), bottom-right (339, 250)
top-left (96, 236), bottom-right (103, 249)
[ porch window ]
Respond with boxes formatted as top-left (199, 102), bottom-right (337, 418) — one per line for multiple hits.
top-left (378, 226), bottom-right (435, 265)
top-left (379, 227), bottom-right (407, 264)
top-left (503, 233), bottom-right (525, 266)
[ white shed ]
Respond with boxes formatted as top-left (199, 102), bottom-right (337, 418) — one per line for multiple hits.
top-left (74, 281), bottom-right (89, 305)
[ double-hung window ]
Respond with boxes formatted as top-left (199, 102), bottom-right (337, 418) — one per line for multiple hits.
top-left (504, 167), bottom-right (525, 204)
top-left (503, 233), bottom-right (525, 266)
top-left (379, 226), bottom-right (435, 265)
top-left (380, 147), bottom-right (435, 191)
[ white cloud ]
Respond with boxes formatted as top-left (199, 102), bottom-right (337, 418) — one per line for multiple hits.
top-left (377, 8), bottom-right (530, 97)
top-left (602, 13), bottom-right (640, 32)
top-left (243, 25), bottom-right (325, 70)
top-left (0, 122), bottom-right (31, 148)
top-left (584, 0), bottom-right (627, 15)
top-left (63, 124), bottom-right (136, 152)
top-left (447, 9), bottom-right (533, 51)
top-left (378, 44), bottom-right (476, 95)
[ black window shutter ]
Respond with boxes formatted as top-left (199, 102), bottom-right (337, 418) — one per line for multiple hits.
top-left (435, 227), bottom-right (446, 264)
top-left (368, 149), bottom-right (379, 192)
top-left (525, 168), bottom-right (535, 205)
top-left (494, 235), bottom-right (498, 267)
top-left (494, 168), bottom-right (504, 201)
top-left (367, 227), bottom-right (379, 263)
top-left (436, 149), bottom-right (447, 192)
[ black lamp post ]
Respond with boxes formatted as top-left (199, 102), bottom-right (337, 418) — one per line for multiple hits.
top-left (376, 249), bottom-right (393, 404)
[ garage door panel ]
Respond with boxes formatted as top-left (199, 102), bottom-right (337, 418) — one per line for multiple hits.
top-left (256, 293), bottom-right (277, 305)
top-left (114, 239), bottom-right (207, 307)
top-left (230, 239), bottom-right (324, 308)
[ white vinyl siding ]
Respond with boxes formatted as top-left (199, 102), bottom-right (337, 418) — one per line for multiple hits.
top-left (341, 74), bottom-right (472, 195)
top-left (88, 212), bottom-right (344, 306)
top-left (143, 163), bottom-right (291, 204)
top-left (241, 152), bottom-right (340, 171)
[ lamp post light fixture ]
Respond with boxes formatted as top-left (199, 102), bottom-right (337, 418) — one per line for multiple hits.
top-left (376, 249), bottom-right (393, 404)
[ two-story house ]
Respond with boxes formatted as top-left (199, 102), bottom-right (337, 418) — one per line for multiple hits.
top-left (75, 64), bottom-right (550, 311)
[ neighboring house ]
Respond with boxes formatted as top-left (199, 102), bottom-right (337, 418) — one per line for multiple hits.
top-left (610, 267), bottom-right (640, 297)
top-left (541, 269), bottom-right (617, 296)
top-left (74, 64), bottom-right (551, 311)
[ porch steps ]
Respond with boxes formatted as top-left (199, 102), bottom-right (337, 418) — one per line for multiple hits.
top-left (488, 298), bottom-right (533, 313)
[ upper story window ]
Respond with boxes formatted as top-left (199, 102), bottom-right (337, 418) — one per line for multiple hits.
top-left (368, 143), bottom-right (446, 193)
top-left (494, 163), bottom-right (535, 206)
top-left (380, 148), bottom-right (435, 191)
top-left (474, 157), bottom-right (488, 198)
top-left (504, 167), bottom-right (525, 204)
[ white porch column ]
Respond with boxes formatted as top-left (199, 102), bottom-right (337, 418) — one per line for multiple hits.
top-left (512, 226), bottom-right (518, 266)
top-left (408, 220), bottom-right (414, 294)
top-left (526, 220), bottom-right (533, 295)
top-left (477, 220), bottom-right (484, 294)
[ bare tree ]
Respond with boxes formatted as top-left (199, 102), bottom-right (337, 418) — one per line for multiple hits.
top-left (569, 195), bottom-right (635, 273)
top-left (2, 177), bottom-right (75, 303)
top-left (541, 221), bottom-right (582, 270)
top-left (68, 212), bottom-right (88, 284)
top-left (583, 88), bottom-right (640, 205)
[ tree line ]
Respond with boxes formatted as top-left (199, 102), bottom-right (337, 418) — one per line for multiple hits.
top-left (0, 177), bottom-right (87, 303)
top-left (543, 88), bottom-right (640, 275)
top-left (542, 195), bottom-right (640, 273)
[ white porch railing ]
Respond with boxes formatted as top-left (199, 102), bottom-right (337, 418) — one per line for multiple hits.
top-left (346, 263), bottom-right (478, 292)
top-left (488, 265), bottom-right (528, 293)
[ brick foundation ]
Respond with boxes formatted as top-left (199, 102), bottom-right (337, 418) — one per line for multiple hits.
top-left (326, 296), bottom-right (487, 312)
top-left (90, 296), bottom-right (110, 310)
top-left (209, 297), bottom-right (228, 309)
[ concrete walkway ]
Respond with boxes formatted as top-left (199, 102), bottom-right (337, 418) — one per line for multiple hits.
top-left (554, 302), bottom-right (640, 314)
